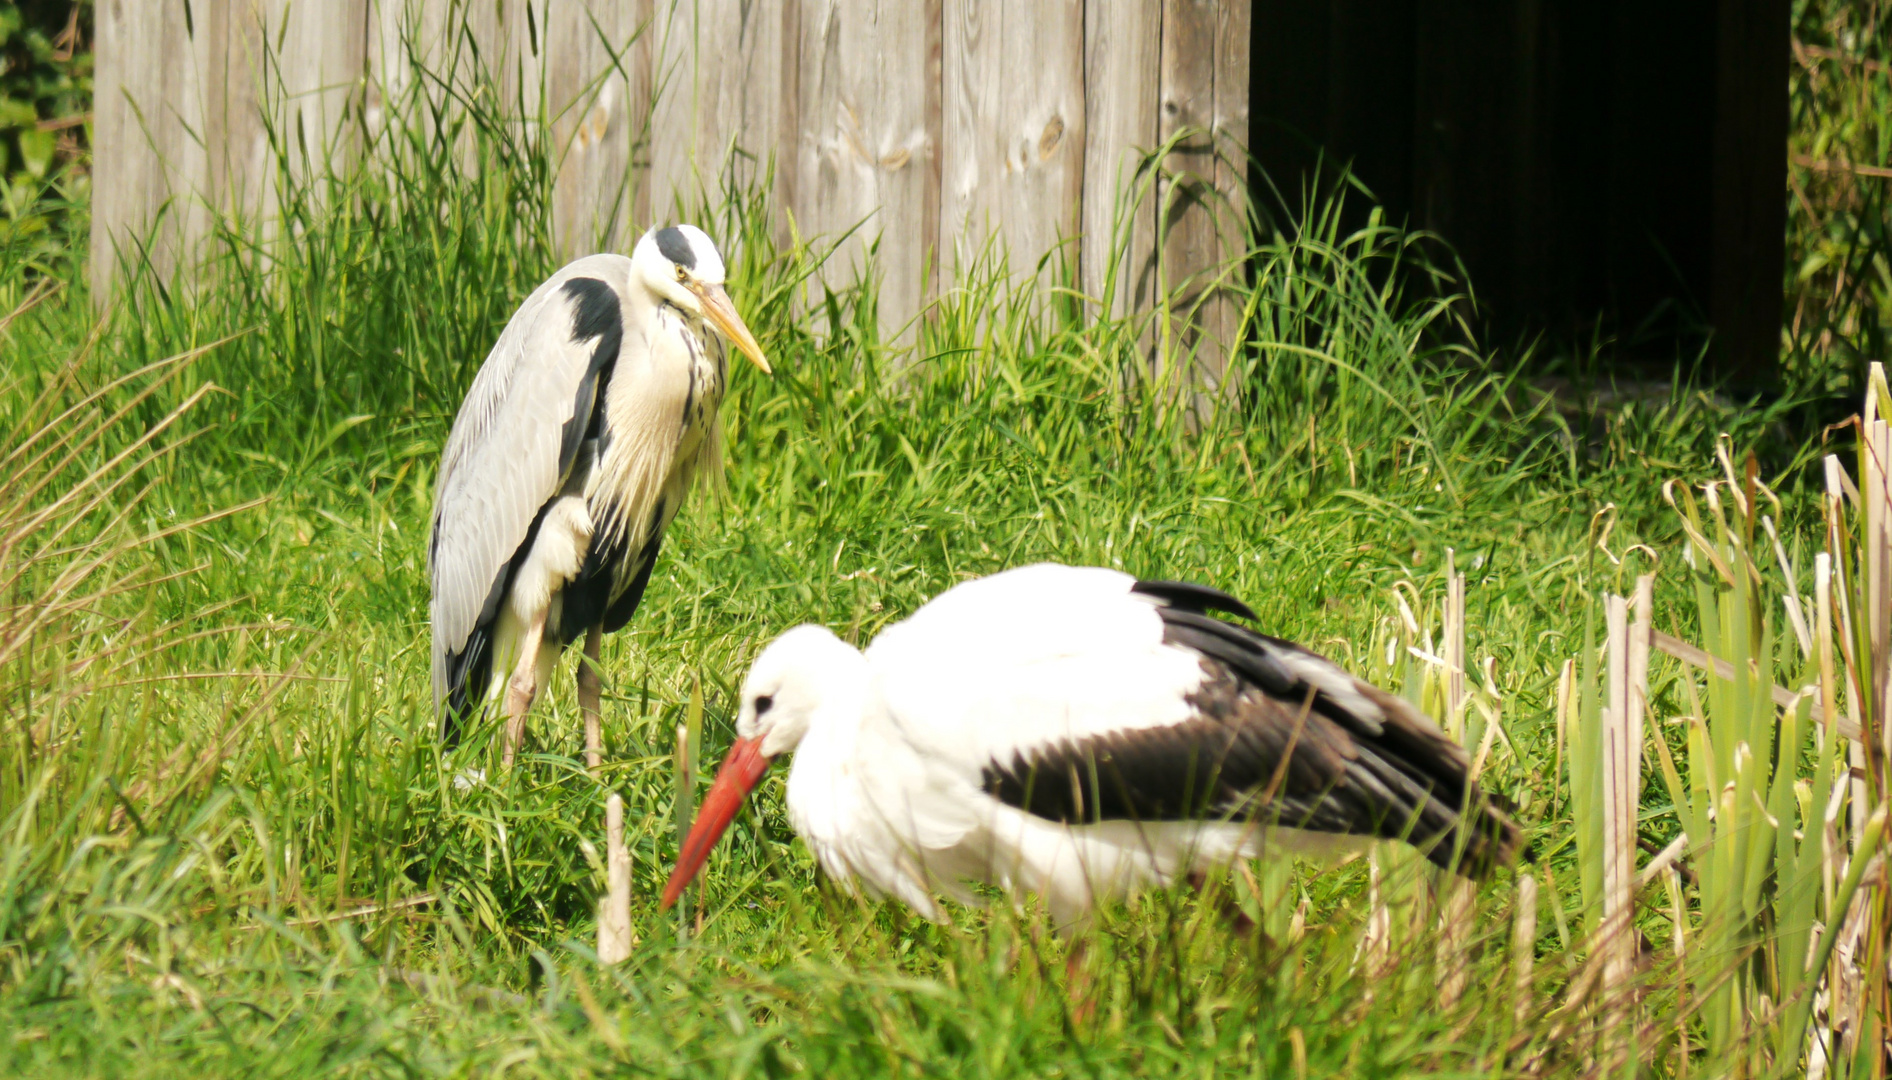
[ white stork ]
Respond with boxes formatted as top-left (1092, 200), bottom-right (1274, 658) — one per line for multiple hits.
top-left (663, 563), bottom-right (1522, 925)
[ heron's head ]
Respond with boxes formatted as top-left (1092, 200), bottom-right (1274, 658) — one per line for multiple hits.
top-left (661, 624), bottom-right (866, 910)
top-left (632, 224), bottom-right (772, 374)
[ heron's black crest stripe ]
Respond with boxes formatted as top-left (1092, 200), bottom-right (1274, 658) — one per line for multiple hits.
top-left (982, 606), bottom-right (1523, 879)
top-left (1131, 578), bottom-right (1258, 622)
top-left (654, 226), bottom-right (696, 269)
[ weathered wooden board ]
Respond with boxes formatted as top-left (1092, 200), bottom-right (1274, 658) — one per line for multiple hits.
top-left (266, 0), bottom-right (370, 184)
top-left (95, 0), bottom-right (1253, 367)
top-left (646, 0), bottom-right (788, 236)
top-left (92, 0), bottom-right (370, 296)
top-left (1082, 0), bottom-right (1162, 319)
top-left (1159, 0), bottom-right (1250, 384)
top-left (940, 0), bottom-right (1084, 287)
top-left (791, 0), bottom-right (941, 339)
top-left (537, 0), bottom-right (651, 257)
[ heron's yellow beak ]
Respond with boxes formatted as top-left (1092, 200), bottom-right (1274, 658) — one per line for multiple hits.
top-left (693, 282), bottom-right (771, 375)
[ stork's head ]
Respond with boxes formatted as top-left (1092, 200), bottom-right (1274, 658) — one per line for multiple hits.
top-left (736, 624), bottom-right (867, 756)
top-left (631, 224), bottom-right (772, 374)
top-left (661, 624), bottom-right (866, 910)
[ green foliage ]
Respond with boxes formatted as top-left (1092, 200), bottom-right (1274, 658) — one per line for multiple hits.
top-left (0, 16), bottom-right (1860, 1078)
top-left (0, 2), bottom-right (88, 267)
top-left (1786, 0), bottom-right (1892, 391)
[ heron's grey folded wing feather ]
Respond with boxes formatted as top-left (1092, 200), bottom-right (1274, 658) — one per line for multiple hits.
top-left (429, 255), bottom-right (632, 712)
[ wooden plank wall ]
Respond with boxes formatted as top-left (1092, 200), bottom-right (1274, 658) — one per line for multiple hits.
top-left (94, 0), bottom-right (1250, 366)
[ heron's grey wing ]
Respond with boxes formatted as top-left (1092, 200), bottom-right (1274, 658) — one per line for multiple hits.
top-left (429, 254), bottom-right (632, 726)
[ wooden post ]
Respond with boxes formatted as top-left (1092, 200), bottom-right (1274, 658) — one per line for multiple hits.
top-left (788, 0), bottom-right (942, 343)
top-left (1081, 1), bottom-right (1161, 321)
top-left (538, 0), bottom-right (651, 259)
top-left (598, 793), bottom-right (633, 963)
top-left (1155, 0), bottom-right (1251, 390)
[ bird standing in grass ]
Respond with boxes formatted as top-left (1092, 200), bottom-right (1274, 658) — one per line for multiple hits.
top-left (663, 563), bottom-right (1521, 925)
top-left (430, 225), bottom-right (770, 765)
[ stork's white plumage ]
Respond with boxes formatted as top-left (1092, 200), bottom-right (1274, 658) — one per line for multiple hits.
top-left (663, 564), bottom-right (1521, 925)
top-left (430, 225), bottom-right (769, 764)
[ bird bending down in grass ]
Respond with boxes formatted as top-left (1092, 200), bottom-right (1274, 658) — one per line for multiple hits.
top-left (430, 225), bottom-right (770, 765)
top-left (663, 563), bottom-right (1522, 925)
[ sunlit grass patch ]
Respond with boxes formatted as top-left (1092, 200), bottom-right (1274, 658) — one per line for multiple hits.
top-left (0, 16), bottom-right (1874, 1079)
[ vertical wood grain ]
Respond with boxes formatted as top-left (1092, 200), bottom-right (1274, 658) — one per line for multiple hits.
top-left (92, 0), bottom-right (372, 297)
top-left (92, 0), bottom-right (179, 294)
top-left (1081, 0), bottom-right (1161, 319)
top-left (646, 0), bottom-right (787, 233)
top-left (95, 0), bottom-right (1258, 370)
top-left (1158, 0), bottom-right (1249, 386)
top-left (249, 0), bottom-right (370, 238)
top-left (793, 0), bottom-right (940, 340)
top-left (541, 0), bottom-right (649, 257)
top-left (940, 0), bottom-right (1084, 286)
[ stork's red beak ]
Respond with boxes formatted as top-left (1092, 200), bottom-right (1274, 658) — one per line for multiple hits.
top-left (660, 736), bottom-right (773, 911)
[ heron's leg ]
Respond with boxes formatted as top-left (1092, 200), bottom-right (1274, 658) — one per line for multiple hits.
top-left (578, 623), bottom-right (604, 773)
top-left (502, 609), bottom-right (548, 768)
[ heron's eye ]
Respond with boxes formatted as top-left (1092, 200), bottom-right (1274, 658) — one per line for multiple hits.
top-left (753, 695), bottom-right (774, 717)
top-left (674, 265), bottom-right (689, 283)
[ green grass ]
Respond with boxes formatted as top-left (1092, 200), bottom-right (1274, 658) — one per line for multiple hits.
top-left (1787, 0), bottom-right (1892, 392)
top-left (0, 30), bottom-right (1867, 1078)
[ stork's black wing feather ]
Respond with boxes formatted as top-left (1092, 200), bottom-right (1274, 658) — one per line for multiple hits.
top-left (982, 588), bottom-right (1522, 879)
top-left (1130, 578), bottom-right (1259, 622)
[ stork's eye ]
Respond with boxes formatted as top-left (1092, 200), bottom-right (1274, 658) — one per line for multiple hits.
top-left (753, 695), bottom-right (774, 716)
top-left (675, 265), bottom-right (689, 282)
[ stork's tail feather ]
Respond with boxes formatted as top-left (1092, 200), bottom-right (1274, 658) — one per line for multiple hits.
top-left (1347, 689), bottom-right (1526, 880)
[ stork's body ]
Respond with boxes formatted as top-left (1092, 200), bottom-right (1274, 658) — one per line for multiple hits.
top-left (666, 564), bottom-right (1521, 925)
top-left (430, 226), bottom-right (768, 761)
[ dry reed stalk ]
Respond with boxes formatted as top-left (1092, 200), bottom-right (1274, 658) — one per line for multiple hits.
top-left (1665, 867), bottom-right (1688, 1076)
top-left (1825, 455), bottom-right (1871, 847)
top-left (1598, 577), bottom-right (1651, 1067)
top-left (1862, 364), bottom-right (1892, 1067)
top-left (1865, 372), bottom-right (1890, 760)
top-left (1554, 657), bottom-right (1575, 814)
top-left (598, 792), bottom-right (632, 963)
top-left (1437, 551), bottom-right (1474, 1009)
top-left (1513, 872), bottom-right (1538, 1026)
top-left (1445, 549), bottom-right (1468, 737)
top-left (1358, 855), bottom-right (1391, 983)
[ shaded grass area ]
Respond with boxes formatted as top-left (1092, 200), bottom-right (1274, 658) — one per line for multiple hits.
top-left (0, 42), bottom-right (1842, 1077)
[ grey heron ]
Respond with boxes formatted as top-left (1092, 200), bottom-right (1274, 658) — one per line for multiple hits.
top-left (429, 224), bottom-right (769, 765)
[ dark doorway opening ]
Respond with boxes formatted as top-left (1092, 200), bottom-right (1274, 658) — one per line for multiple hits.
top-left (1250, 0), bottom-right (1788, 387)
